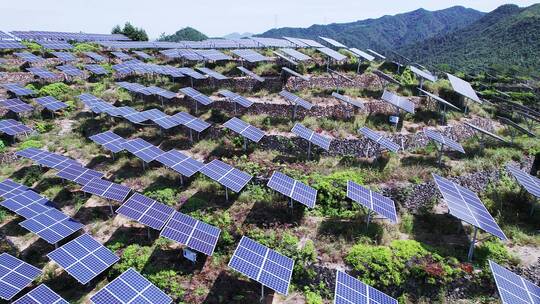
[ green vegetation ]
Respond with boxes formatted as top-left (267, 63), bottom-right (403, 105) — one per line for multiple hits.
top-left (36, 82), bottom-right (74, 100)
top-left (158, 27), bottom-right (208, 42)
top-left (112, 22), bottom-right (149, 41)
top-left (73, 42), bottom-right (100, 53)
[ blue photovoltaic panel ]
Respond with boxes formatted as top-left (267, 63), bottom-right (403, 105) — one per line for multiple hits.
top-left (27, 67), bottom-right (60, 80)
top-left (267, 171), bottom-right (317, 208)
top-left (0, 179), bottom-right (30, 199)
top-left (359, 127), bottom-right (400, 153)
top-left (346, 181), bottom-right (398, 223)
top-left (15, 147), bottom-right (49, 162)
top-left (160, 211), bottom-right (221, 256)
top-left (381, 90), bottom-right (415, 114)
top-left (0, 253), bottom-right (42, 300)
top-left (121, 138), bottom-right (164, 163)
top-left (146, 86), bottom-right (176, 99)
top-left (89, 131), bottom-right (127, 153)
top-left (0, 119), bottom-right (32, 136)
top-left (85, 64), bottom-right (109, 75)
top-left (228, 236), bottom-right (294, 295)
top-left (83, 51), bottom-right (106, 62)
top-left (180, 87), bottom-right (213, 106)
top-left (283, 37), bottom-right (309, 47)
top-left (0, 190), bottom-right (54, 219)
top-left (174, 49), bottom-right (204, 61)
top-left (280, 48), bottom-right (311, 61)
top-left (506, 164), bottom-right (540, 199)
top-left (367, 49), bottom-right (386, 60)
top-left (199, 159), bottom-right (252, 193)
top-left (104, 106), bottom-right (138, 118)
top-left (172, 112), bottom-right (211, 133)
top-left (152, 115), bottom-right (182, 130)
top-left (194, 49), bottom-right (232, 61)
top-left (117, 193), bottom-right (174, 230)
top-left (51, 52), bottom-right (76, 61)
top-left (132, 50), bottom-right (153, 60)
top-left (231, 49), bottom-right (269, 63)
top-left (332, 92), bottom-right (364, 109)
top-left (424, 129), bottom-right (465, 154)
top-left (418, 89), bottom-right (461, 111)
top-left (447, 73), bottom-right (481, 104)
top-left (291, 123), bottom-right (332, 151)
top-left (465, 122), bottom-right (507, 143)
top-left (317, 47), bottom-right (347, 61)
top-left (14, 52), bottom-right (43, 63)
top-left (334, 270), bottom-right (398, 304)
top-left (410, 66), bottom-right (437, 82)
top-left (279, 90), bottom-right (313, 110)
top-left (0, 41), bottom-right (26, 49)
top-left (319, 36), bottom-right (347, 48)
top-left (38, 41), bottom-right (73, 50)
top-left (489, 260), bottom-right (540, 304)
top-left (349, 48), bottom-right (375, 61)
top-left (178, 68), bottom-right (206, 80)
top-left (155, 150), bottom-right (203, 177)
top-left (56, 164), bottom-right (104, 185)
top-left (223, 117), bottom-right (265, 143)
top-left (35, 96), bottom-right (68, 111)
top-left (90, 268), bottom-right (172, 304)
top-left (20, 208), bottom-right (83, 244)
top-left (0, 98), bottom-right (33, 113)
top-left (56, 64), bottom-right (84, 77)
top-left (432, 173), bottom-right (507, 240)
top-left (218, 90), bottom-right (253, 108)
top-left (13, 284), bottom-right (69, 304)
top-left (196, 67), bottom-right (228, 80)
top-left (111, 51), bottom-right (132, 60)
top-left (237, 67), bottom-right (265, 82)
top-left (81, 178), bottom-right (131, 202)
top-left (33, 152), bottom-right (83, 171)
top-left (47, 234), bottom-right (119, 284)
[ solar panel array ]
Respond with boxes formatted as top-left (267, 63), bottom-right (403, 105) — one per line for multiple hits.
top-left (231, 49), bottom-right (269, 62)
top-left (447, 73), bottom-right (481, 103)
top-left (89, 131), bottom-right (128, 153)
top-left (90, 268), bottom-right (172, 304)
top-left (465, 122), bottom-right (507, 143)
top-left (173, 112), bottom-right (211, 132)
top-left (506, 164), bottom-right (540, 198)
top-left (291, 123), bottom-right (332, 151)
top-left (11, 30), bottom-right (129, 41)
top-left (35, 96), bottom-right (68, 111)
top-left (424, 129), bottom-right (465, 154)
top-left (111, 51), bottom-right (133, 60)
top-left (56, 64), bottom-right (84, 77)
top-left (0, 41), bottom-right (26, 49)
top-left (13, 284), bottom-right (69, 304)
top-left (0, 253), bottom-right (42, 300)
top-left (85, 64), bottom-right (109, 75)
top-left (223, 117), bottom-right (265, 143)
top-left (489, 260), bottom-right (540, 304)
top-left (317, 47), bottom-right (347, 61)
top-left (349, 48), bottom-right (375, 61)
top-left (121, 138), bottom-right (164, 163)
top-left (56, 164), bottom-right (104, 185)
top-left (0, 119), bottom-right (32, 136)
top-left (194, 49), bottom-right (232, 61)
top-left (160, 211), bottom-right (221, 256)
top-left (282, 67), bottom-right (310, 81)
top-left (155, 150), bottom-right (203, 177)
top-left (228, 236), bottom-right (294, 295)
top-left (359, 126), bottom-right (400, 153)
top-left (280, 48), bottom-right (311, 61)
top-left (367, 49), bottom-right (386, 60)
top-left (334, 270), bottom-right (398, 304)
top-left (196, 67), bottom-right (228, 80)
top-left (418, 89), bottom-right (461, 111)
top-left (83, 51), bottom-right (106, 62)
top-left (381, 90), bottom-right (415, 114)
top-left (117, 193), bottom-right (174, 230)
top-left (81, 178), bottom-right (131, 202)
top-left (27, 67), bottom-right (61, 80)
top-left (267, 171), bottom-right (317, 208)
top-left (347, 181), bottom-right (398, 222)
top-left (0, 179), bottom-right (30, 199)
top-left (218, 90), bottom-right (253, 108)
top-left (132, 50), bottom-right (153, 60)
top-left (199, 159), bottom-right (252, 193)
top-left (319, 36), bottom-right (347, 48)
top-left (410, 66), bottom-right (437, 82)
top-left (51, 51), bottom-right (76, 61)
top-left (47, 234), bottom-right (119, 284)
top-left (14, 52), bottom-right (44, 63)
top-left (0, 98), bottom-right (33, 113)
top-left (0, 190), bottom-right (53, 219)
top-left (180, 87), bottom-right (214, 106)
top-left (20, 208), bottom-right (83, 244)
top-left (2, 83), bottom-right (35, 96)
top-left (178, 67), bottom-right (206, 79)
top-left (16, 148), bottom-right (83, 170)
top-left (279, 90), bottom-right (313, 110)
top-left (432, 173), bottom-right (507, 240)
top-left (237, 66), bottom-right (265, 82)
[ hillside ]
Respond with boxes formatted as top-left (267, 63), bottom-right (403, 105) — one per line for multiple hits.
top-left (257, 6), bottom-right (484, 50)
top-left (158, 27), bottom-right (208, 42)
top-left (399, 4), bottom-right (540, 76)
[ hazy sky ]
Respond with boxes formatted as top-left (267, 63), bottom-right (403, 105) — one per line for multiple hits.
top-left (0, 0), bottom-right (537, 39)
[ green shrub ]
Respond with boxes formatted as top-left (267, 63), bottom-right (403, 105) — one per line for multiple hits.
top-left (0, 209), bottom-right (8, 222)
top-left (309, 170), bottom-right (364, 216)
top-left (111, 244), bottom-right (152, 275)
top-left (18, 139), bottom-right (43, 150)
top-left (21, 41), bottom-right (42, 52)
top-left (0, 140), bottom-right (6, 153)
top-left (475, 240), bottom-right (513, 268)
top-left (73, 43), bottom-right (100, 53)
top-left (305, 290), bottom-right (323, 304)
top-left (400, 213), bottom-right (414, 234)
top-left (38, 83), bottom-right (74, 100)
top-left (34, 122), bottom-right (53, 133)
top-left (144, 188), bottom-right (178, 206)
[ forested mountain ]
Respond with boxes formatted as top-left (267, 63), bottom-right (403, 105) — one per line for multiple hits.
top-left (399, 4), bottom-right (540, 76)
top-left (257, 6), bottom-right (484, 51)
top-left (158, 27), bottom-right (208, 42)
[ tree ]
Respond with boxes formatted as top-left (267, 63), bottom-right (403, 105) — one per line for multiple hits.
top-left (158, 27), bottom-right (208, 42)
top-left (111, 22), bottom-right (148, 41)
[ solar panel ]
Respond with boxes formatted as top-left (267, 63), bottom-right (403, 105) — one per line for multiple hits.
top-left (13, 284), bottom-right (69, 304)
top-left (179, 87), bottom-right (213, 106)
top-left (367, 49), bottom-right (386, 60)
top-left (282, 67), bottom-right (310, 81)
top-left (283, 37), bottom-right (309, 47)
top-left (89, 131), bottom-right (127, 153)
top-left (194, 49), bottom-right (232, 61)
top-left (90, 268), bottom-right (172, 304)
top-left (83, 51), bottom-right (106, 62)
top-left (381, 90), bottom-right (415, 114)
top-left (231, 49), bottom-right (269, 63)
top-left (299, 38), bottom-right (325, 48)
top-left (410, 66), bottom-right (436, 82)
top-left (489, 260), bottom-right (540, 304)
top-left (223, 117), bottom-right (265, 143)
top-left (81, 178), bottom-right (131, 202)
top-left (237, 66), bottom-right (264, 82)
top-left (111, 51), bottom-right (132, 60)
top-left (0, 119), bottom-right (32, 136)
top-left (85, 64), bottom-right (109, 75)
top-left (175, 49), bottom-right (204, 61)
top-left (280, 48), bottom-right (311, 61)
top-left (177, 68), bottom-right (206, 79)
top-left (56, 164), bottom-right (104, 185)
top-left (15, 147), bottom-right (50, 162)
top-left (0, 179), bottom-right (30, 199)
top-left (432, 173), bottom-right (507, 240)
top-left (418, 89), bottom-right (461, 111)
top-left (506, 164), bottom-right (540, 199)
top-left (358, 127), bottom-right (400, 153)
top-left (35, 96), bottom-right (68, 111)
top-left (267, 171), bottom-right (316, 208)
top-left (0, 41), bottom-right (26, 49)
top-left (319, 36), bottom-right (347, 48)
top-left (51, 51), bottom-right (76, 61)
top-left (349, 48), bottom-right (375, 61)
top-left (0, 190), bottom-right (54, 219)
top-left (132, 50), bottom-right (153, 60)
top-left (332, 92), bottom-right (364, 109)
top-left (424, 129), bottom-right (465, 154)
top-left (317, 47), bottom-right (347, 61)
top-left (199, 159), bottom-right (252, 193)
top-left (2, 83), bottom-right (35, 96)
top-left (155, 150), bottom-right (203, 177)
top-left (0, 98), bottom-right (33, 113)
top-left (14, 52), bottom-right (44, 63)
top-left (498, 116), bottom-right (536, 137)
top-left (334, 270), bottom-right (398, 304)
top-left (21, 150), bottom-right (83, 171)
top-left (373, 70), bottom-right (400, 86)
top-left (347, 181), bottom-right (398, 222)
top-left (196, 67), bottom-right (228, 80)
top-left (251, 37), bottom-right (294, 48)
top-left (218, 90), bottom-right (253, 108)
top-left (291, 123), bottom-right (331, 151)
top-left (27, 67), bottom-right (61, 80)
top-left (117, 193), bottom-right (174, 230)
top-left (47, 234), bottom-right (119, 284)
top-left (121, 138), bottom-right (164, 163)
top-left (447, 74), bottom-right (481, 104)
top-left (37, 41), bottom-right (73, 50)
top-left (273, 51), bottom-right (298, 65)
top-left (56, 64), bottom-right (84, 77)
top-left (228, 236), bottom-right (294, 295)
top-left (20, 208), bottom-right (83, 244)
top-left (0, 253), bottom-right (42, 300)
top-left (160, 211), bottom-right (221, 256)
top-left (279, 90), bottom-right (313, 110)
top-left (465, 122), bottom-right (507, 143)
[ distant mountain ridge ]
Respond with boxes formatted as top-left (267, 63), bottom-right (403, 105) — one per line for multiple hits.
top-left (257, 6), bottom-right (484, 51)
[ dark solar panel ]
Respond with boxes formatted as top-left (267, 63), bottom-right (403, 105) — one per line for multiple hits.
top-left (223, 117), bottom-right (264, 143)
top-left (56, 164), bottom-right (104, 185)
top-left (267, 171), bottom-right (317, 208)
top-left (2, 83), bottom-right (35, 96)
top-left (35, 96), bottom-right (68, 111)
top-left (199, 159), bottom-right (252, 193)
top-left (121, 138), bottom-right (164, 163)
top-left (424, 129), bottom-right (465, 154)
top-left (0, 179), bottom-right (30, 199)
top-left (291, 123), bottom-right (331, 150)
top-left (155, 150), bottom-right (203, 177)
top-left (0, 253), bottom-right (41, 300)
top-left (116, 193), bottom-right (174, 230)
top-left (20, 208), bottom-right (83, 244)
top-left (0, 119), bottom-right (32, 136)
top-left (334, 270), bottom-right (398, 304)
top-left (81, 178), bottom-right (131, 202)
top-left (359, 127), bottom-right (400, 153)
top-left (0, 98), bottom-right (33, 113)
top-left (279, 90), bottom-right (313, 110)
top-left (13, 284), bottom-right (69, 304)
top-left (347, 181), bottom-right (398, 222)
top-left (179, 87), bottom-right (213, 106)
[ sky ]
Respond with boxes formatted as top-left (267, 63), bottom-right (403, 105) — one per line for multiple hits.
top-left (0, 0), bottom-right (538, 39)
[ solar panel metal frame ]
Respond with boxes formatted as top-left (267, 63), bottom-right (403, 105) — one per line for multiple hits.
top-left (488, 260), bottom-right (540, 304)
top-left (358, 126), bottom-right (400, 153)
top-left (506, 164), bottom-right (540, 198)
top-left (237, 66), bottom-right (265, 82)
top-left (381, 90), bottom-right (415, 114)
top-left (199, 159), bottom-right (252, 193)
top-left (0, 253), bottom-right (42, 300)
top-left (447, 73), bottom-right (481, 104)
top-left (267, 171), bottom-right (317, 208)
top-left (47, 233), bottom-right (119, 285)
top-left (13, 284), bottom-right (69, 304)
top-left (116, 193), bottom-right (174, 230)
top-left (223, 117), bottom-right (265, 143)
top-left (424, 129), bottom-right (465, 154)
top-left (346, 181), bottom-right (398, 222)
top-left (334, 270), bottom-right (398, 304)
top-left (81, 178), bottom-right (131, 202)
top-left (332, 92), bottom-right (364, 109)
